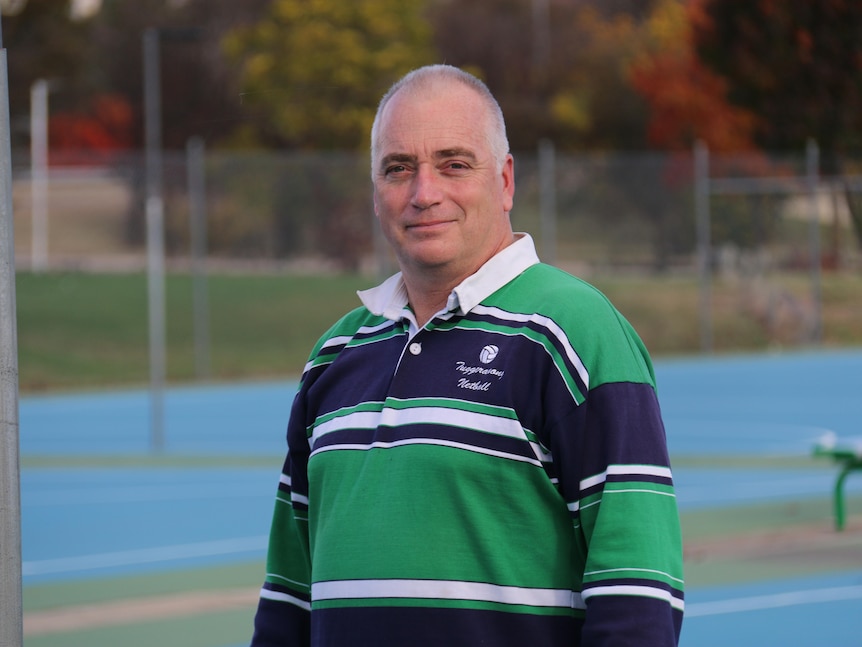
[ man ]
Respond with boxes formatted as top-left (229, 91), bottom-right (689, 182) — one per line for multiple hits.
top-left (251, 64), bottom-right (684, 646)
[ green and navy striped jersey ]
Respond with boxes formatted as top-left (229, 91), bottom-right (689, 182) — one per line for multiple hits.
top-left (252, 236), bottom-right (684, 646)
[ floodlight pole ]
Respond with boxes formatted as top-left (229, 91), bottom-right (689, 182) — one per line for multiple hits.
top-left (144, 28), bottom-right (166, 453)
top-left (0, 19), bottom-right (24, 647)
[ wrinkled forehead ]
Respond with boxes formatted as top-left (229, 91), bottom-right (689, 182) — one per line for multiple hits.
top-left (374, 84), bottom-right (493, 162)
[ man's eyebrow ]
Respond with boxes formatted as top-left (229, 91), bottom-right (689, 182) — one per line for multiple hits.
top-left (435, 148), bottom-right (477, 161)
top-left (379, 153), bottom-right (416, 171)
top-left (381, 153), bottom-right (415, 165)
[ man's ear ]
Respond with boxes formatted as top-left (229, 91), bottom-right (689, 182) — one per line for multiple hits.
top-left (501, 154), bottom-right (515, 213)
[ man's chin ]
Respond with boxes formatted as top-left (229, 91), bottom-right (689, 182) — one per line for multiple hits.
top-left (399, 239), bottom-right (457, 266)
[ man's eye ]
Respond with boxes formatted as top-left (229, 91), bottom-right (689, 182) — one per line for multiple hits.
top-left (386, 165), bottom-right (407, 175)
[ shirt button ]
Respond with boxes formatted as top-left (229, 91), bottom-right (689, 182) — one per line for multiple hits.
top-left (409, 342), bottom-right (422, 356)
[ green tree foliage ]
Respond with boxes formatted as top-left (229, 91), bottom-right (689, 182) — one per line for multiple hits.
top-left (223, 0), bottom-right (434, 150)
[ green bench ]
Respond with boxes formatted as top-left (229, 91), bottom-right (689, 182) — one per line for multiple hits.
top-left (813, 434), bottom-right (862, 531)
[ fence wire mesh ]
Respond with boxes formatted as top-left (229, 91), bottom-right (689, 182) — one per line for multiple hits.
top-left (10, 146), bottom-right (862, 367)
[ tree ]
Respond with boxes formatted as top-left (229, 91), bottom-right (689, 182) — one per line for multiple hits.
top-left (48, 93), bottom-right (134, 164)
top-left (430, 0), bottom-right (655, 151)
top-left (691, 0), bottom-right (862, 249)
top-left (693, 0), bottom-right (862, 155)
top-left (1, 0), bottom-right (96, 147)
top-left (92, 0), bottom-right (272, 150)
top-left (223, 0), bottom-right (435, 150)
top-left (620, 0), bottom-right (761, 271)
top-left (220, 1), bottom-right (435, 267)
top-left (627, 0), bottom-right (758, 151)
top-left (85, 0), bottom-right (274, 245)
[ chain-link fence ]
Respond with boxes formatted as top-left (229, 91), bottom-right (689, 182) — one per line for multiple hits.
top-left (12, 145), bottom-right (862, 351)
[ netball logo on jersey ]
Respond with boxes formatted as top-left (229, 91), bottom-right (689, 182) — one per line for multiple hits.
top-left (479, 345), bottom-right (499, 364)
top-left (454, 351), bottom-right (504, 391)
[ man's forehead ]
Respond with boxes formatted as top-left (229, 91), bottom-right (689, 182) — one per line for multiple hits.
top-left (377, 120), bottom-right (486, 158)
top-left (382, 85), bottom-right (484, 130)
top-left (380, 127), bottom-right (478, 151)
top-left (374, 85), bottom-right (491, 162)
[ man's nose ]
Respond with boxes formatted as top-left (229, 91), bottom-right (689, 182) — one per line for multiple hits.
top-left (411, 165), bottom-right (442, 210)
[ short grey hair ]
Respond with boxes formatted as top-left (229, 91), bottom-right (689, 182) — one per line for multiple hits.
top-left (370, 64), bottom-right (510, 177)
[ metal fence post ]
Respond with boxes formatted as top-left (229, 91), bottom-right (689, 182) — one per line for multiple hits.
top-left (538, 139), bottom-right (557, 266)
top-left (144, 28), bottom-right (166, 453)
top-left (806, 139), bottom-right (822, 344)
top-left (694, 140), bottom-right (713, 354)
top-left (187, 136), bottom-right (211, 380)
top-left (0, 25), bottom-right (23, 647)
top-left (29, 79), bottom-right (49, 273)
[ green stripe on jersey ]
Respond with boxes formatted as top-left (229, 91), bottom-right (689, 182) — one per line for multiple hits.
top-left (307, 443), bottom-right (576, 591)
top-left (488, 264), bottom-right (656, 388)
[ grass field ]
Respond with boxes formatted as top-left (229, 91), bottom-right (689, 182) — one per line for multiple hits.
top-left (15, 269), bottom-right (862, 393)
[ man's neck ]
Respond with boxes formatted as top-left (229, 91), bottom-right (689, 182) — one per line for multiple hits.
top-left (403, 278), bottom-right (456, 328)
top-left (398, 232), bottom-right (518, 327)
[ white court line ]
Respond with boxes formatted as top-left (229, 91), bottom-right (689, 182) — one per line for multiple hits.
top-left (686, 585), bottom-right (862, 618)
top-left (23, 536), bottom-right (268, 576)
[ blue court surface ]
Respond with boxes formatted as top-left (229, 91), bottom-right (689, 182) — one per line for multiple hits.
top-left (18, 349), bottom-right (862, 645)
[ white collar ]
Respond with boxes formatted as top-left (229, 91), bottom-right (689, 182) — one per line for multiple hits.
top-left (357, 233), bottom-right (540, 323)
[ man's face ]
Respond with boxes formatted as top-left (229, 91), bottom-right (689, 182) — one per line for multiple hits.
top-left (372, 83), bottom-right (515, 283)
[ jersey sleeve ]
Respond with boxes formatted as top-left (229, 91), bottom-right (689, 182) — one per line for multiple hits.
top-left (251, 390), bottom-right (313, 646)
top-left (576, 380), bottom-right (684, 645)
top-left (549, 301), bottom-right (684, 645)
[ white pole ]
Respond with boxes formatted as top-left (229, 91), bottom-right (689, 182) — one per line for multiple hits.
top-left (30, 79), bottom-right (48, 272)
top-left (0, 26), bottom-right (24, 647)
top-left (144, 29), bottom-right (166, 453)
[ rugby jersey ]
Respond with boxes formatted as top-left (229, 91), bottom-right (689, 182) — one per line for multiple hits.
top-left (251, 234), bottom-right (684, 646)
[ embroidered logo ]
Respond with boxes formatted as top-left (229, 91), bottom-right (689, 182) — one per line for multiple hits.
top-left (479, 345), bottom-right (499, 364)
top-left (454, 347), bottom-right (504, 393)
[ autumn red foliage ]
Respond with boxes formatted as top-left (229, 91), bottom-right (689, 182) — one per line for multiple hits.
top-left (628, 0), bottom-right (759, 153)
top-left (48, 94), bottom-right (134, 165)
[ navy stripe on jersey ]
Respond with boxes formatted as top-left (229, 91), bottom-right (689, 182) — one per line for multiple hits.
top-left (572, 381), bottom-right (672, 474)
top-left (580, 595), bottom-right (683, 645)
top-left (310, 423), bottom-right (547, 467)
top-left (439, 305), bottom-right (590, 402)
top-left (310, 605), bottom-right (579, 647)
